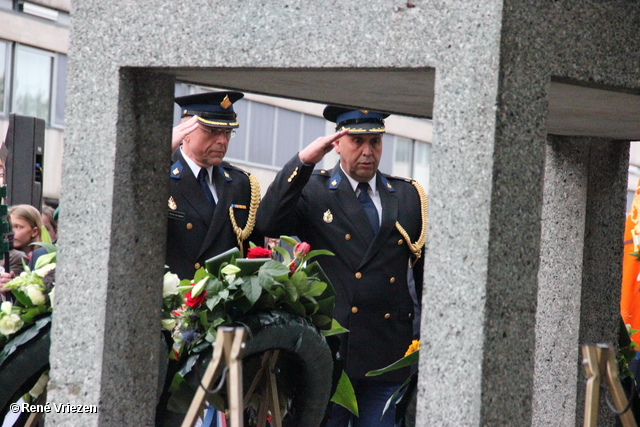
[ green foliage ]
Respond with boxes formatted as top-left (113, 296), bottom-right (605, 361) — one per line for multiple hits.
top-left (330, 370), bottom-right (358, 416)
top-left (366, 349), bottom-right (420, 377)
top-left (163, 238), bottom-right (345, 361)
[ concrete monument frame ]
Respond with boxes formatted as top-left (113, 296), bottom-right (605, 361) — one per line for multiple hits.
top-left (44, 1), bottom-right (640, 426)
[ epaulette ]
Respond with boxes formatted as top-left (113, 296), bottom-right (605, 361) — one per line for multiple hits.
top-left (386, 174), bottom-right (414, 183)
top-left (312, 168), bottom-right (330, 176)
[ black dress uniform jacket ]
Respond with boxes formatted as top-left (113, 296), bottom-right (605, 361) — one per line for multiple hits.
top-left (257, 155), bottom-right (425, 383)
top-left (166, 148), bottom-right (257, 280)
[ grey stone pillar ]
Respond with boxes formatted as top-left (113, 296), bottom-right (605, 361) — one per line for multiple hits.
top-left (46, 68), bottom-right (174, 426)
top-left (532, 137), bottom-right (629, 426)
top-left (575, 139), bottom-right (629, 426)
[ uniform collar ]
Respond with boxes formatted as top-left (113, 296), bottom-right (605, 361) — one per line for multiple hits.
top-left (339, 163), bottom-right (377, 195)
top-left (180, 147), bottom-right (213, 184)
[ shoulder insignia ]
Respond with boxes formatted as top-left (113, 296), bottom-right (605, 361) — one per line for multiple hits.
top-left (170, 161), bottom-right (183, 179)
top-left (218, 166), bottom-right (233, 182)
top-left (328, 173), bottom-right (342, 190)
top-left (380, 175), bottom-right (396, 193)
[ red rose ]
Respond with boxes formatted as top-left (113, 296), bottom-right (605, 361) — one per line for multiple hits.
top-left (294, 242), bottom-right (311, 259)
top-left (184, 289), bottom-right (206, 308)
top-left (289, 261), bottom-right (297, 275)
top-left (247, 247), bottom-right (272, 259)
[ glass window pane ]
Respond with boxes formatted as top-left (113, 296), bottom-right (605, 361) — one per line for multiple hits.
top-left (54, 53), bottom-right (66, 125)
top-left (275, 108), bottom-right (301, 167)
top-left (412, 141), bottom-right (431, 193)
top-left (13, 46), bottom-right (53, 122)
top-left (0, 41), bottom-right (7, 114)
top-left (392, 136), bottom-right (413, 178)
top-left (247, 102), bottom-right (275, 165)
top-left (301, 115), bottom-right (325, 152)
top-left (226, 98), bottom-right (248, 161)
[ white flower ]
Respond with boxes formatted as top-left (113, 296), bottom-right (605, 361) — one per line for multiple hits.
top-left (161, 319), bottom-right (176, 331)
top-left (191, 277), bottom-right (208, 298)
top-left (34, 262), bottom-right (56, 278)
top-left (25, 285), bottom-right (46, 306)
top-left (163, 272), bottom-right (180, 298)
top-left (0, 313), bottom-right (23, 336)
top-left (1, 301), bottom-right (12, 315)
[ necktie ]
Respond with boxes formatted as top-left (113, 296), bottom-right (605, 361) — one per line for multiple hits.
top-left (357, 182), bottom-right (379, 235)
top-left (198, 168), bottom-right (216, 208)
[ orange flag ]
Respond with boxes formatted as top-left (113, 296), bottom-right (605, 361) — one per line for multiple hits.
top-left (621, 178), bottom-right (640, 344)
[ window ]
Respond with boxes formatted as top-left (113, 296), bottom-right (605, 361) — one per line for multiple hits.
top-left (12, 44), bottom-right (54, 122)
top-left (0, 40), bottom-right (9, 114)
top-left (393, 136), bottom-right (431, 192)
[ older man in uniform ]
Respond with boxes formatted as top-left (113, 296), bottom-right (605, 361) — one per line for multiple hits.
top-left (257, 106), bottom-right (427, 426)
top-left (166, 91), bottom-right (260, 280)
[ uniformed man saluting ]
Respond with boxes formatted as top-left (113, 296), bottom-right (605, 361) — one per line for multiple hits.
top-left (166, 91), bottom-right (261, 280)
top-left (257, 106), bottom-right (427, 427)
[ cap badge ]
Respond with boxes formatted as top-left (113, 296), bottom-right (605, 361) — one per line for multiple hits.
top-left (173, 167), bottom-right (180, 176)
top-left (168, 196), bottom-right (177, 210)
top-left (323, 209), bottom-right (333, 223)
top-left (220, 95), bottom-right (232, 109)
top-left (360, 110), bottom-right (369, 115)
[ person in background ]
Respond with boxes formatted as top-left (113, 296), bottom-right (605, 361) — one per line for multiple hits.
top-left (9, 204), bottom-right (42, 261)
top-left (0, 215), bottom-right (28, 301)
top-left (41, 205), bottom-right (57, 243)
top-left (28, 205), bottom-right (59, 270)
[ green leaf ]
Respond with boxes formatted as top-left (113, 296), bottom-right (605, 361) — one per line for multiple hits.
top-left (193, 267), bottom-right (208, 283)
top-left (258, 270), bottom-right (276, 290)
top-left (241, 276), bottom-right (263, 304)
top-left (167, 373), bottom-right (196, 414)
top-left (290, 271), bottom-right (308, 294)
top-left (381, 375), bottom-right (415, 418)
top-left (366, 349), bottom-right (419, 376)
top-left (12, 289), bottom-right (33, 308)
top-left (284, 281), bottom-right (299, 302)
top-left (199, 310), bottom-right (209, 329)
top-left (37, 227), bottom-right (52, 245)
top-left (279, 235), bottom-right (298, 246)
top-left (206, 295), bottom-right (222, 311)
top-left (204, 277), bottom-right (224, 295)
top-left (312, 314), bottom-right (331, 327)
top-left (31, 242), bottom-right (57, 255)
top-left (321, 318), bottom-right (349, 336)
top-left (331, 371), bottom-right (358, 416)
top-left (259, 260), bottom-right (291, 278)
top-left (21, 305), bottom-right (47, 323)
top-left (272, 246), bottom-right (291, 264)
top-left (302, 249), bottom-right (335, 264)
top-left (34, 252), bottom-right (56, 270)
top-left (304, 281), bottom-right (327, 298)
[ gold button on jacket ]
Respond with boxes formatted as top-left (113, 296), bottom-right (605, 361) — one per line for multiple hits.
top-left (351, 306), bottom-right (358, 314)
